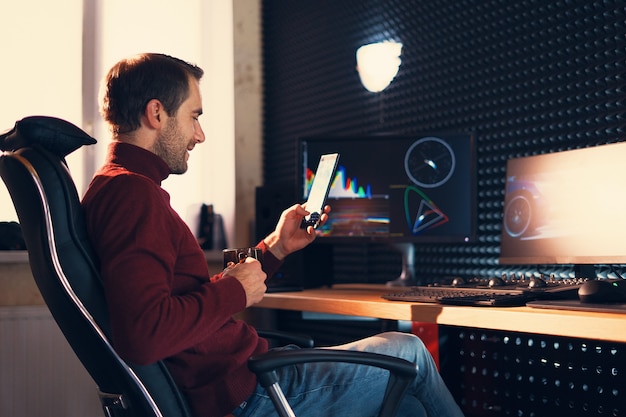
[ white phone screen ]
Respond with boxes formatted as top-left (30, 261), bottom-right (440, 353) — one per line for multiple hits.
top-left (302, 153), bottom-right (340, 228)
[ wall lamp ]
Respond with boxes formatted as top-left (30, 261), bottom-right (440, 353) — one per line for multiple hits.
top-left (356, 40), bottom-right (403, 93)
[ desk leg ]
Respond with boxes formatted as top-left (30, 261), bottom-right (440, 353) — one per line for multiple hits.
top-left (412, 322), bottom-right (439, 370)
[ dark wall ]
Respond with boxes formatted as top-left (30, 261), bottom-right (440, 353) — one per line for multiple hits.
top-left (261, 0), bottom-right (626, 283)
top-left (260, 4), bottom-right (626, 414)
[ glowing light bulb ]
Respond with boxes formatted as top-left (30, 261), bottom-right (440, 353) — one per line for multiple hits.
top-left (356, 41), bottom-right (403, 92)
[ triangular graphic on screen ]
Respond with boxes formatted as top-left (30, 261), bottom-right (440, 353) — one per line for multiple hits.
top-left (405, 186), bottom-right (449, 235)
top-left (412, 199), bottom-right (448, 233)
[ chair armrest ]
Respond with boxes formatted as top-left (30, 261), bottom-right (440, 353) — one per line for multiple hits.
top-left (249, 348), bottom-right (417, 417)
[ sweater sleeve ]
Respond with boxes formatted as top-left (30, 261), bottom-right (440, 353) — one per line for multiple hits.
top-left (83, 174), bottom-right (247, 364)
top-left (254, 239), bottom-right (284, 279)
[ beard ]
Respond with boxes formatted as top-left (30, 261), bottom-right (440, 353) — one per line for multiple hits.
top-left (153, 118), bottom-right (189, 174)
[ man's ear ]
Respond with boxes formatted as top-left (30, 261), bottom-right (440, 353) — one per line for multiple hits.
top-left (145, 99), bottom-right (164, 129)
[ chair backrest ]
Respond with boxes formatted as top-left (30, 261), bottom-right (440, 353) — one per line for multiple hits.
top-left (0, 116), bottom-right (192, 417)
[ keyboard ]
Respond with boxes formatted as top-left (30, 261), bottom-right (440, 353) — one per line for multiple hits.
top-left (382, 279), bottom-right (584, 307)
top-left (438, 293), bottom-right (536, 306)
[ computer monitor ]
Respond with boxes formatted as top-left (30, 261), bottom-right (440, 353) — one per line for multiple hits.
top-left (499, 141), bottom-right (626, 275)
top-left (299, 132), bottom-right (475, 246)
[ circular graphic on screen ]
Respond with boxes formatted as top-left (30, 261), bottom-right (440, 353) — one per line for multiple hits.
top-left (503, 192), bottom-right (535, 238)
top-left (404, 137), bottom-right (455, 188)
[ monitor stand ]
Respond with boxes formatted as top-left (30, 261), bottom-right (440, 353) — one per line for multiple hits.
top-left (386, 242), bottom-right (416, 287)
top-left (574, 264), bottom-right (596, 280)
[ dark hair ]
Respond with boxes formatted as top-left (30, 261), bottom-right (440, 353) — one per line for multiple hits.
top-left (100, 53), bottom-right (204, 135)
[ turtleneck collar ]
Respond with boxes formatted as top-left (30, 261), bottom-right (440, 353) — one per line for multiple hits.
top-left (105, 141), bottom-right (171, 185)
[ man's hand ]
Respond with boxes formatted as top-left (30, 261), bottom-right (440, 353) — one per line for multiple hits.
top-left (222, 257), bottom-right (267, 307)
top-left (264, 203), bottom-right (331, 260)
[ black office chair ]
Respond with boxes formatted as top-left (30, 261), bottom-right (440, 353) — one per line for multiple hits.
top-left (0, 116), bottom-right (417, 417)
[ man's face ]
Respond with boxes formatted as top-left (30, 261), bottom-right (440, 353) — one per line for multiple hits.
top-left (153, 77), bottom-right (204, 174)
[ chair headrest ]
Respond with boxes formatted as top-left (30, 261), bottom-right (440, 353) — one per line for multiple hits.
top-left (0, 116), bottom-right (97, 157)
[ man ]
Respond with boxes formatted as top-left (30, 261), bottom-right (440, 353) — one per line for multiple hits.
top-left (82, 53), bottom-right (464, 417)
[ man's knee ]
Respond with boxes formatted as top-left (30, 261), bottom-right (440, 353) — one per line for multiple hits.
top-left (375, 331), bottom-right (429, 361)
top-left (336, 331), bottom-right (429, 363)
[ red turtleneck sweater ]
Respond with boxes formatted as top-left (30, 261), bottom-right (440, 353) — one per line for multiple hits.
top-left (82, 142), bottom-right (279, 417)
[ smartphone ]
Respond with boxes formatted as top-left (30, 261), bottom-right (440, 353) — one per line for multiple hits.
top-left (301, 153), bottom-right (340, 229)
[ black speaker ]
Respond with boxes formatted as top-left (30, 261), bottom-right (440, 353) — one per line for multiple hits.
top-left (255, 183), bottom-right (333, 290)
top-left (255, 182), bottom-right (297, 242)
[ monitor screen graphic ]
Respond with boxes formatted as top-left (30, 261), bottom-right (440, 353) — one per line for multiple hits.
top-left (299, 134), bottom-right (476, 244)
top-left (500, 141), bottom-right (626, 265)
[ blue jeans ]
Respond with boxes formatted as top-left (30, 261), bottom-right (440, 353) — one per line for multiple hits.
top-left (232, 332), bottom-right (464, 417)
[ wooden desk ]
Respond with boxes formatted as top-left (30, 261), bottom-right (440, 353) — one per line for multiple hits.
top-left (255, 284), bottom-right (626, 343)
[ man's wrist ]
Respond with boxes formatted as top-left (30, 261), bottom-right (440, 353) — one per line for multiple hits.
top-left (264, 232), bottom-right (288, 260)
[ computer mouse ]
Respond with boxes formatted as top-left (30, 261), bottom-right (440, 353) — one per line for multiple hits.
top-left (578, 279), bottom-right (626, 303)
